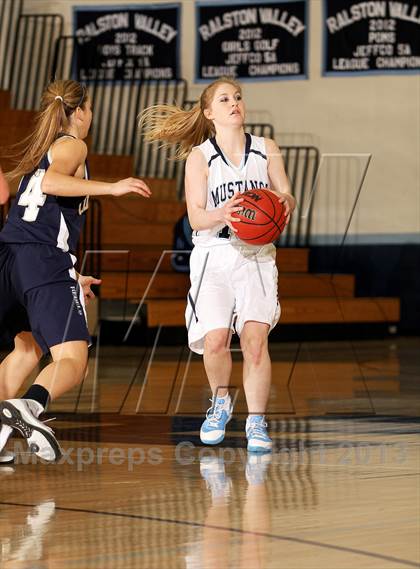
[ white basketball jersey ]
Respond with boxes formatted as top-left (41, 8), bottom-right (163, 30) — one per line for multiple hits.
top-left (192, 133), bottom-right (270, 247)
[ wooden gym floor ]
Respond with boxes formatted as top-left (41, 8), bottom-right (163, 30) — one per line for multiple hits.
top-left (0, 337), bottom-right (419, 568)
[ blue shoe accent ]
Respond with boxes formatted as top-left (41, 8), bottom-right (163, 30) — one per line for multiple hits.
top-left (246, 415), bottom-right (273, 454)
top-left (200, 396), bottom-right (233, 445)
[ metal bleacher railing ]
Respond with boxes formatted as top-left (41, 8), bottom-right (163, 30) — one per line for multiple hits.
top-left (0, 0), bottom-right (23, 93)
top-left (11, 14), bottom-right (63, 110)
top-left (0, 4), bottom-right (63, 110)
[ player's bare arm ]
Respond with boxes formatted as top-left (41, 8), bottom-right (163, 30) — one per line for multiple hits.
top-left (265, 137), bottom-right (296, 223)
top-left (42, 138), bottom-right (151, 198)
top-left (185, 148), bottom-right (243, 232)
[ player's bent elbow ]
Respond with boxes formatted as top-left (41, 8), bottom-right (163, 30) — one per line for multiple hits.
top-left (189, 220), bottom-right (200, 231)
top-left (186, 211), bottom-right (201, 231)
top-left (40, 172), bottom-right (55, 195)
top-left (189, 219), bottom-right (211, 232)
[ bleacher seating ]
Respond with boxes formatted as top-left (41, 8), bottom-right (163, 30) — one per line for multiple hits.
top-left (0, 90), bottom-right (400, 328)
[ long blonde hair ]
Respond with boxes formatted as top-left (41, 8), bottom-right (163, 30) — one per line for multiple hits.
top-left (5, 80), bottom-right (88, 180)
top-left (138, 77), bottom-right (242, 160)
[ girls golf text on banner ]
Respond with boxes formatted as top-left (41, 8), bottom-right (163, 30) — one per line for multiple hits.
top-left (196, 0), bottom-right (308, 81)
top-left (73, 4), bottom-right (180, 81)
top-left (323, 0), bottom-right (420, 75)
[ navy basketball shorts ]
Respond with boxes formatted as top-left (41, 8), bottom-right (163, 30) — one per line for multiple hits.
top-left (0, 243), bottom-right (90, 354)
top-left (185, 243), bottom-right (281, 354)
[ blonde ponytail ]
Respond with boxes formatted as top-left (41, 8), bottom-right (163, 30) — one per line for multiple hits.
top-left (139, 102), bottom-right (214, 161)
top-left (5, 80), bottom-right (88, 181)
top-left (138, 77), bottom-right (242, 160)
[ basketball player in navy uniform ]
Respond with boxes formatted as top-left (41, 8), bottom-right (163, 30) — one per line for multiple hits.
top-left (0, 79), bottom-right (151, 464)
top-left (140, 78), bottom-right (295, 452)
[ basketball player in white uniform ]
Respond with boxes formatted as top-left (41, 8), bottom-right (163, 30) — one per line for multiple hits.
top-left (187, 132), bottom-right (280, 352)
top-left (185, 81), bottom-right (295, 452)
top-left (140, 77), bottom-right (295, 452)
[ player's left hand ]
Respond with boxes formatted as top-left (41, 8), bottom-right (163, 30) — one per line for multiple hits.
top-left (277, 193), bottom-right (296, 225)
top-left (78, 275), bottom-right (102, 304)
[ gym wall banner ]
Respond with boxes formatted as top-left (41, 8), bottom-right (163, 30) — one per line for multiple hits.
top-left (73, 4), bottom-right (180, 81)
top-left (196, 0), bottom-right (308, 81)
top-left (323, 0), bottom-right (420, 75)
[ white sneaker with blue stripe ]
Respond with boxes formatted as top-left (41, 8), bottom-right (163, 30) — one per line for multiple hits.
top-left (246, 453), bottom-right (272, 485)
top-left (200, 395), bottom-right (233, 445)
top-left (200, 455), bottom-right (232, 499)
top-left (246, 415), bottom-right (273, 453)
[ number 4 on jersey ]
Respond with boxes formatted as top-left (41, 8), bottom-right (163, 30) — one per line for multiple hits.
top-left (18, 169), bottom-right (47, 222)
top-left (218, 225), bottom-right (231, 239)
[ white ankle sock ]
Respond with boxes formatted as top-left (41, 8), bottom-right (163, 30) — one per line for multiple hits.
top-left (215, 394), bottom-right (231, 409)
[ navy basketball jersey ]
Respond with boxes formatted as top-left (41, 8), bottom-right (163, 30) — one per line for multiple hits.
top-left (192, 133), bottom-right (269, 247)
top-left (0, 134), bottom-right (89, 253)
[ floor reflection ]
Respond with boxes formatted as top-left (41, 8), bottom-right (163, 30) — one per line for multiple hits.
top-left (1, 499), bottom-right (55, 568)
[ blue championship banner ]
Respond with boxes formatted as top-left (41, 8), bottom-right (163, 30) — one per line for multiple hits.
top-left (73, 4), bottom-right (181, 81)
top-left (196, 0), bottom-right (308, 81)
top-left (323, 0), bottom-right (420, 75)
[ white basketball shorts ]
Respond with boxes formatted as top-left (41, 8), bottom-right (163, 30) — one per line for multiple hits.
top-left (185, 243), bottom-right (281, 354)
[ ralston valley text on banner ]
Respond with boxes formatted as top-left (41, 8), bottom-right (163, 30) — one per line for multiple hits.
top-left (324, 0), bottom-right (420, 74)
top-left (196, 0), bottom-right (308, 81)
top-left (73, 4), bottom-right (180, 81)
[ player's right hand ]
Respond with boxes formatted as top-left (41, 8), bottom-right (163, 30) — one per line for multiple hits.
top-left (78, 275), bottom-right (102, 305)
top-left (221, 192), bottom-right (243, 232)
top-left (111, 177), bottom-right (152, 198)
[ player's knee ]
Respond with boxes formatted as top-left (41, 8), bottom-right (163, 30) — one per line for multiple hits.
top-left (204, 332), bottom-right (230, 356)
top-left (51, 342), bottom-right (88, 384)
top-left (69, 347), bottom-right (89, 383)
top-left (14, 332), bottom-right (42, 363)
top-left (72, 356), bottom-right (88, 384)
top-left (53, 355), bottom-right (87, 385)
top-left (15, 331), bottom-right (37, 353)
top-left (241, 335), bottom-right (268, 366)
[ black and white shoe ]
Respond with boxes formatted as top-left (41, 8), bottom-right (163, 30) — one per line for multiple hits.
top-left (0, 450), bottom-right (15, 465)
top-left (0, 424), bottom-right (14, 464)
top-left (0, 399), bottom-right (62, 462)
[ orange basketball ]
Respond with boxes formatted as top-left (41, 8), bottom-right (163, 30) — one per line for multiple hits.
top-left (233, 189), bottom-right (287, 245)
